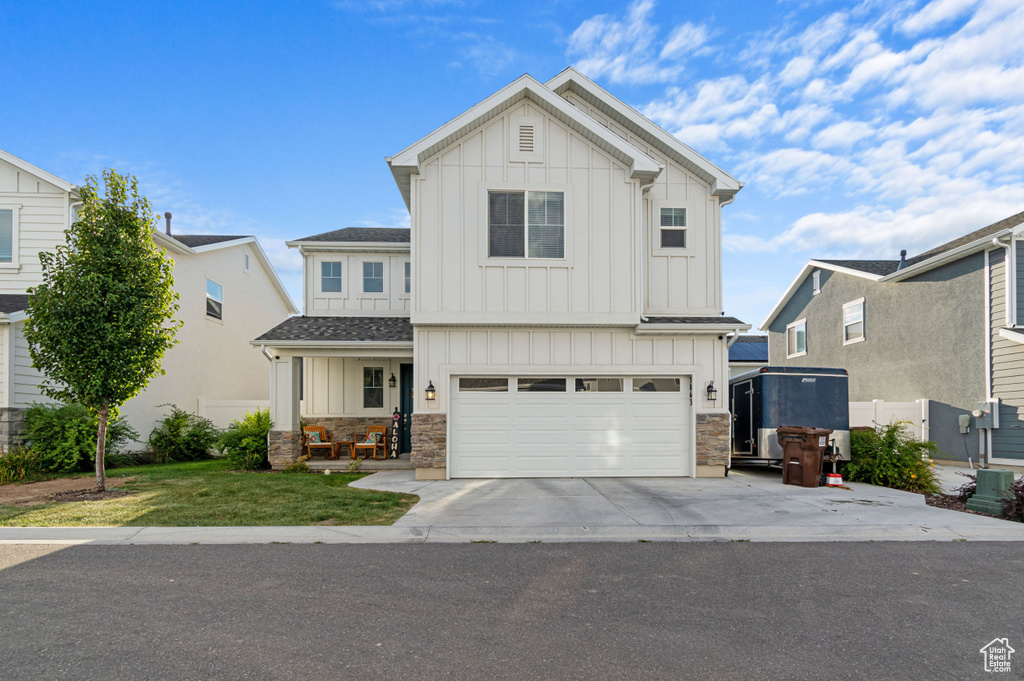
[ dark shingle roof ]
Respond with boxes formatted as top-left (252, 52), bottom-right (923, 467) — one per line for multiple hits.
top-left (255, 316), bottom-right (413, 343)
top-left (0, 294), bottom-right (29, 314)
top-left (295, 228), bottom-right (411, 244)
top-left (729, 335), bottom-right (768, 362)
top-left (172, 235), bottom-right (248, 248)
top-left (643, 316), bottom-right (746, 325)
top-left (815, 260), bottom-right (900, 276)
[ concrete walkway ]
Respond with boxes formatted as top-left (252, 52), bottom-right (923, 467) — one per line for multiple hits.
top-left (2, 465), bottom-right (1023, 544)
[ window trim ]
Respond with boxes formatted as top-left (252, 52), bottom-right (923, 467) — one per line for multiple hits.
top-left (206, 278), bottom-right (224, 321)
top-left (786, 318), bottom-right (807, 358)
top-left (652, 200), bottom-right (693, 256)
top-left (320, 260), bottom-right (343, 294)
top-left (362, 365), bottom-right (385, 410)
top-left (479, 182), bottom-right (572, 265)
top-left (362, 260), bottom-right (385, 295)
top-left (0, 204), bottom-right (22, 271)
top-left (842, 298), bottom-right (865, 345)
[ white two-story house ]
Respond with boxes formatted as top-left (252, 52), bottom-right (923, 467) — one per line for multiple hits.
top-left (258, 68), bottom-right (748, 479)
top-left (0, 148), bottom-right (297, 445)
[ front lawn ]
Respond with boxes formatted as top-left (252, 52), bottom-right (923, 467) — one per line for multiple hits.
top-left (0, 459), bottom-right (417, 527)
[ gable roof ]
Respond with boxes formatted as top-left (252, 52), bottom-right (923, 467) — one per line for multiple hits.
top-left (0, 148), bottom-right (77, 194)
top-left (546, 68), bottom-right (742, 200)
top-left (760, 210), bottom-right (1024, 330)
top-left (387, 73), bottom-right (662, 209)
top-left (292, 227), bottom-right (411, 244)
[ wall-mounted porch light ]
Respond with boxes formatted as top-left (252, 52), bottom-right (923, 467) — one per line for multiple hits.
top-left (705, 380), bottom-right (718, 402)
top-left (389, 373), bottom-right (397, 388)
top-left (425, 380), bottom-right (437, 401)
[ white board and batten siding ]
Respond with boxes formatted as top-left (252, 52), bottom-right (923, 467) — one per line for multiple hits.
top-left (450, 376), bottom-right (691, 478)
top-left (305, 252), bottom-right (411, 316)
top-left (989, 249), bottom-right (1024, 461)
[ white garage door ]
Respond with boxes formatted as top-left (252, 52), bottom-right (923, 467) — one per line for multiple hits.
top-left (449, 376), bottom-right (692, 478)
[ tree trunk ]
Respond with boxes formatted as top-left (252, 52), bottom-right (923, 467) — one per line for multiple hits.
top-left (95, 404), bottom-right (108, 492)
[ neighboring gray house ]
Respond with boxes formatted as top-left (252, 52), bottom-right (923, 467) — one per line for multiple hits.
top-left (760, 211), bottom-right (1024, 466)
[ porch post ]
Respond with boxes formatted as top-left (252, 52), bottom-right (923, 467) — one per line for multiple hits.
top-left (268, 356), bottom-right (302, 468)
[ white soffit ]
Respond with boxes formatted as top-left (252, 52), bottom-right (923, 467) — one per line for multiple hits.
top-left (387, 74), bottom-right (661, 209)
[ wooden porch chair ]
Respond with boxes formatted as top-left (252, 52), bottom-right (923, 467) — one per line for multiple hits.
top-left (303, 425), bottom-right (336, 459)
top-left (353, 425), bottom-right (388, 460)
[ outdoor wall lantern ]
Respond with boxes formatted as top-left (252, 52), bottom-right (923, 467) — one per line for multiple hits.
top-left (389, 373), bottom-right (397, 388)
top-left (705, 380), bottom-right (718, 402)
top-left (425, 380), bottom-right (437, 401)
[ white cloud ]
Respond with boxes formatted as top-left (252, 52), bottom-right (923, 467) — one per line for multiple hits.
top-left (900, 0), bottom-right (983, 35)
top-left (660, 22), bottom-right (711, 60)
top-left (812, 120), bottom-right (876, 149)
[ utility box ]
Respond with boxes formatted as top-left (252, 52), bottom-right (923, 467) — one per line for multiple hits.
top-left (966, 469), bottom-right (1015, 516)
top-left (777, 426), bottom-right (833, 488)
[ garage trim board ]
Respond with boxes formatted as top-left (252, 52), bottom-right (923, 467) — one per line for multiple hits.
top-left (448, 375), bottom-right (695, 479)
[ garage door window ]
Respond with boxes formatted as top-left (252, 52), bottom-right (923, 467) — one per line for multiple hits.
top-left (633, 378), bottom-right (681, 392)
top-left (459, 378), bottom-right (508, 392)
top-left (575, 378), bottom-right (624, 392)
top-left (517, 378), bottom-right (567, 392)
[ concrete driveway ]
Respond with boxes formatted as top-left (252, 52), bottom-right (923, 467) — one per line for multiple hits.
top-left (352, 465), bottom-right (1024, 542)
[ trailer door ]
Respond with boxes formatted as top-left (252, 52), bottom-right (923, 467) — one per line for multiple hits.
top-left (730, 379), bottom-right (754, 454)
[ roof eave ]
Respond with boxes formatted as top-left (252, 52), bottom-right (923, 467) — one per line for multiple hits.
top-left (636, 322), bottom-right (751, 335)
top-left (249, 339), bottom-right (414, 348)
top-left (880, 228), bottom-right (1014, 282)
top-left (0, 148), bottom-right (77, 194)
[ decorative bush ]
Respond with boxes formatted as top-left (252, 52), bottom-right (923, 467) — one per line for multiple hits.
top-left (24, 402), bottom-right (138, 473)
top-left (843, 421), bottom-right (941, 494)
top-left (954, 472), bottom-right (977, 502)
top-left (0, 446), bottom-right (40, 484)
top-left (1003, 477), bottom-right (1024, 522)
top-left (148, 405), bottom-right (220, 463)
top-left (219, 409), bottom-right (273, 471)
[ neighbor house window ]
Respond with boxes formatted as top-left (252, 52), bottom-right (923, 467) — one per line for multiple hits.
top-left (206, 279), bottom-right (223, 320)
top-left (843, 299), bottom-right (865, 344)
top-left (488, 191), bottom-right (564, 259)
top-left (363, 262), bottom-right (383, 293)
top-left (812, 270), bottom-right (820, 294)
top-left (404, 261), bottom-right (411, 294)
top-left (0, 209), bottom-right (13, 263)
top-left (321, 261), bottom-right (342, 293)
top-left (363, 367), bottom-right (384, 408)
top-left (787, 319), bottom-right (807, 358)
top-left (660, 208), bottom-right (686, 248)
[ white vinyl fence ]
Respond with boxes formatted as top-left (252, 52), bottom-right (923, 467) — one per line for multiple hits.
top-left (197, 399), bottom-right (271, 429)
top-left (849, 399), bottom-right (930, 441)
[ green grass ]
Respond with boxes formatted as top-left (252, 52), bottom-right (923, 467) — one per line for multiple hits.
top-left (0, 459), bottom-right (418, 527)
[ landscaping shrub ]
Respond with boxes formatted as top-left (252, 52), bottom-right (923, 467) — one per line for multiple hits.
top-left (954, 472), bottom-right (977, 502)
top-left (219, 409), bottom-right (272, 471)
top-left (148, 405), bottom-right (220, 463)
top-left (24, 402), bottom-right (138, 473)
top-left (1003, 477), bottom-right (1024, 523)
top-left (843, 420), bottom-right (941, 494)
top-left (0, 446), bottom-right (40, 484)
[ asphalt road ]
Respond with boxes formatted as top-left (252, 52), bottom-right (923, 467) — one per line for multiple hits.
top-left (1, 542), bottom-right (1020, 680)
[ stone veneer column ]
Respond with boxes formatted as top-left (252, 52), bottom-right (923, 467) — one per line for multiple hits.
top-left (268, 430), bottom-right (302, 470)
top-left (0, 408), bottom-right (26, 450)
top-left (411, 413), bottom-right (447, 480)
top-left (695, 412), bottom-right (730, 477)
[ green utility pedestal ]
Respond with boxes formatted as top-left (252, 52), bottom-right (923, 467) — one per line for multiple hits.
top-left (966, 469), bottom-right (1015, 516)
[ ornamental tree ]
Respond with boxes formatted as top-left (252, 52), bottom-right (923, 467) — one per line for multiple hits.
top-left (24, 169), bottom-right (181, 490)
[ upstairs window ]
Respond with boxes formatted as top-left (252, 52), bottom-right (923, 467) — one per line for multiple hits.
top-left (206, 279), bottom-right (223, 320)
top-left (321, 261), bottom-right (342, 293)
top-left (0, 209), bottom-right (13, 263)
top-left (404, 261), bottom-right (411, 294)
top-left (787, 319), bottom-right (807, 358)
top-left (843, 299), bottom-right (865, 344)
top-left (488, 191), bottom-right (564, 259)
top-left (660, 208), bottom-right (686, 248)
top-left (363, 262), bottom-right (383, 293)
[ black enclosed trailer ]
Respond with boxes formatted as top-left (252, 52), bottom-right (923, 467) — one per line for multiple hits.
top-left (729, 366), bottom-right (850, 462)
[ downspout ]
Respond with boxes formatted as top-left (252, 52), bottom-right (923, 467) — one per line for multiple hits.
top-left (986, 236), bottom-right (1013, 466)
top-left (637, 168), bottom-right (663, 323)
top-left (726, 328), bottom-right (743, 348)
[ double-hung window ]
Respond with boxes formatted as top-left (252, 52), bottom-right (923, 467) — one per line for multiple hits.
top-left (843, 299), bottom-right (865, 344)
top-left (363, 262), bottom-right (383, 293)
top-left (206, 279), bottom-right (223, 320)
top-left (660, 208), bottom-right (686, 248)
top-left (0, 209), bottom-right (14, 263)
top-left (363, 367), bottom-right (384, 409)
top-left (321, 261), bottom-right (342, 293)
top-left (787, 319), bottom-right (806, 358)
top-left (488, 191), bottom-right (564, 259)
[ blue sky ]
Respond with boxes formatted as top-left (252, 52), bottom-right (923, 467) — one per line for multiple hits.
top-left (3, 0), bottom-right (1023, 326)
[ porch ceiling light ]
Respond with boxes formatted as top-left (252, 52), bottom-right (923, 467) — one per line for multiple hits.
top-left (389, 373), bottom-right (397, 388)
top-left (706, 380), bottom-right (718, 402)
top-left (425, 380), bottom-right (437, 401)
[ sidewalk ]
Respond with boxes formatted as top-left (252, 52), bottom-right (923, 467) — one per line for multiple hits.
top-left (2, 465), bottom-right (1023, 544)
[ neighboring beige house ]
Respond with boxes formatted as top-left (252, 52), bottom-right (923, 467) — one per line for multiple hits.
top-left (0, 148), bottom-right (297, 445)
top-left (256, 68), bottom-right (749, 479)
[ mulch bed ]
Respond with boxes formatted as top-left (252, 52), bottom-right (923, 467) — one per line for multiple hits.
top-left (48, 488), bottom-right (137, 503)
top-left (924, 493), bottom-right (999, 518)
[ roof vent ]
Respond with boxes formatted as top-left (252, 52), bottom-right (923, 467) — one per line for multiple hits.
top-left (518, 124), bottom-right (535, 153)
top-left (897, 249), bottom-right (908, 271)
top-left (164, 212), bottom-right (172, 235)
top-left (510, 116), bottom-right (543, 162)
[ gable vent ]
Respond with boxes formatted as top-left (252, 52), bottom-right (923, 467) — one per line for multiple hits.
top-left (518, 124), bottom-right (535, 153)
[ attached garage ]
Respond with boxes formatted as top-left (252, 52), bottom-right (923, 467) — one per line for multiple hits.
top-left (449, 376), bottom-right (693, 478)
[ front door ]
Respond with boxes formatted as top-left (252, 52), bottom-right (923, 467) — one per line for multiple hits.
top-left (399, 363), bottom-right (414, 453)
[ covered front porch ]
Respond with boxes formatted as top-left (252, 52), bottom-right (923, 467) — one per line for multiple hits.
top-left (252, 316), bottom-right (415, 470)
